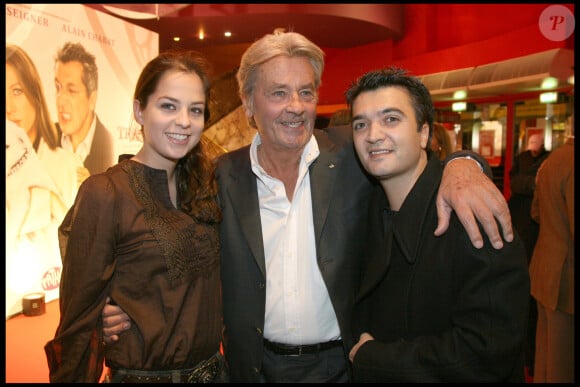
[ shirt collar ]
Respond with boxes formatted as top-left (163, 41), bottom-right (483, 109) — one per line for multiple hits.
top-left (250, 132), bottom-right (320, 174)
top-left (60, 114), bottom-right (97, 162)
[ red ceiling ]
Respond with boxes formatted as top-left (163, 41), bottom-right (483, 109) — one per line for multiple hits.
top-left (86, 4), bottom-right (405, 75)
top-left (85, 4), bottom-right (574, 106)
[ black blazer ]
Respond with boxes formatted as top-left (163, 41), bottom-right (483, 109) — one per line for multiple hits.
top-left (85, 116), bottom-right (114, 175)
top-left (216, 129), bottom-right (373, 382)
top-left (351, 155), bottom-right (530, 382)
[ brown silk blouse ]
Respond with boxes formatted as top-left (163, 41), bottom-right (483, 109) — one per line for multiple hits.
top-left (45, 160), bottom-right (222, 382)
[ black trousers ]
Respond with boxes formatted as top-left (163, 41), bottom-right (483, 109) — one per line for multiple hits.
top-left (260, 344), bottom-right (348, 383)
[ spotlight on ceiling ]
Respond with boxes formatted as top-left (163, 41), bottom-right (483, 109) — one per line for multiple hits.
top-left (541, 76), bottom-right (558, 90)
top-left (453, 90), bottom-right (467, 100)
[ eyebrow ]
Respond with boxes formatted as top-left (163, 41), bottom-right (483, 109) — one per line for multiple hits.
top-left (269, 82), bottom-right (315, 90)
top-left (352, 107), bottom-right (404, 122)
top-left (159, 95), bottom-right (206, 105)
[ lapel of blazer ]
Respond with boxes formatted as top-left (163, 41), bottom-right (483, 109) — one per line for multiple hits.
top-left (85, 120), bottom-right (101, 171)
top-left (223, 147), bottom-right (267, 277)
top-left (309, 146), bottom-right (339, 247)
top-left (85, 116), bottom-right (113, 174)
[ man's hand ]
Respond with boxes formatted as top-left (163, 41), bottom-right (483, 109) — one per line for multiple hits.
top-left (102, 297), bottom-right (131, 344)
top-left (435, 158), bottom-right (513, 249)
top-left (349, 332), bottom-right (374, 363)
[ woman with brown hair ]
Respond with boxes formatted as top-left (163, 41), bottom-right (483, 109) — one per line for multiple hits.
top-left (45, 50), bottom-right (226, 383)
top-left (430, 122), bottom-right (454, 161)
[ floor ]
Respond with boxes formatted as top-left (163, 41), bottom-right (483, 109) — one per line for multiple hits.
top-left (5, 299), bottom-right (535, 383)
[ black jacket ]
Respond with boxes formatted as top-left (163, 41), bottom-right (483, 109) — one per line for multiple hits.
top-left (352, 155), bottom-right (530, 382)
top-left (216, 129), bottom-right (373, 382)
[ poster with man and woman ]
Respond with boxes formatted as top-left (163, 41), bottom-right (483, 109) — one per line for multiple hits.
top-left (6, 3), bottom-right (158, 317)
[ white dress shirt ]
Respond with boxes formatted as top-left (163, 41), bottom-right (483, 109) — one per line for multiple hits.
top-left (250, 133), bottom-right (341, 345)
top-left (60, 114), bottom-right (96, 164)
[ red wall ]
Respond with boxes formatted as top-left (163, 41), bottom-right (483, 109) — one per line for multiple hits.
top-left (318, 4), bottom-right (574, 106)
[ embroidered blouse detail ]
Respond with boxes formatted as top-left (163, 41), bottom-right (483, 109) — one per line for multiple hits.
top-left (123, 161), bottom-right (219, 283)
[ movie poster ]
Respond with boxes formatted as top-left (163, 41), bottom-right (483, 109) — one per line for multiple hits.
top-left (5, 4), bottom-right (158, 318)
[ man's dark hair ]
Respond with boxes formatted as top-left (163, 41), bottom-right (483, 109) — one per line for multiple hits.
top-left (345, 66), bottom-right (434, 142)
top-left (55, 42), bottom-right (98, 96)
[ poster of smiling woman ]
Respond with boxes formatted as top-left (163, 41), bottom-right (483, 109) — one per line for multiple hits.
top-left (6, 4), bottom-right (158, 318)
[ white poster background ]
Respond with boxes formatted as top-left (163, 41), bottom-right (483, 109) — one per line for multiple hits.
top-left (5, 4), bottom-right (158, 318)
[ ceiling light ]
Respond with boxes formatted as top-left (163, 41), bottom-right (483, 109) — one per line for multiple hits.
top-left (539, 92), bottom-right (558, 103)
top-left (541, 76), bottom-right (558, 89)
top-left (224, 31), bottom-right (232, 37)
top-left (452, 102), bottom-right (467, 112)
top-left (173, 37), bottom-right (180, 42)
top-left (453, 90), bottom-right (467, 100)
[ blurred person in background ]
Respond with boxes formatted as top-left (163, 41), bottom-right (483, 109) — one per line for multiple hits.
top-left (529, 122), bottom-right (574, 383)
top-left (509, 133), bottom-right (550, 262)
top-left (508, 132), bottom-right (550, 377)
top-left (323, 108), bottom-right (352, 148)
top-left (430, 122), bottom-right (454, 161)
top-left (328, 108), bottom-right (351, 127)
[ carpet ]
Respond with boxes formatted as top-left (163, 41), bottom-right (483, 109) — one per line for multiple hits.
top-left (5, 299), bottom-right (59, 383)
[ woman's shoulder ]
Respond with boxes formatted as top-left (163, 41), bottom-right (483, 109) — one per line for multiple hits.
top-left (79, 162), bottom-right (127, 191)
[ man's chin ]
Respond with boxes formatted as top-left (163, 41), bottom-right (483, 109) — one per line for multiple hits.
top-left (58, 124), bottom-right (74, 135)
